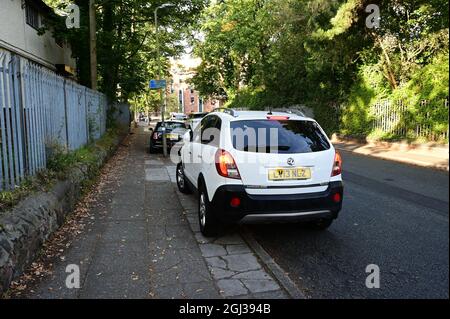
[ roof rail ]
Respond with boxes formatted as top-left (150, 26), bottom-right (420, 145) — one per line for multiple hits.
top-left (211, 108), bottom-right (237, 117)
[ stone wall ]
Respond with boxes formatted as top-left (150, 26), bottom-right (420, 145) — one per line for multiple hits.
top-left (0, 134), bottom-right (124, 294)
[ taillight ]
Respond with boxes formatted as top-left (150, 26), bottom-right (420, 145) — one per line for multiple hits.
top-left (331, 151), bottom-right (342, 176)
top-left (215, 149), bottom-right (241, 179)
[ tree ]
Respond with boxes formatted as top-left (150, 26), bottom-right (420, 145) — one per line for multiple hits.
top-left (191, 0), bottom-right (448, 140)
top-left (43, 0), bottom-right (207, 102)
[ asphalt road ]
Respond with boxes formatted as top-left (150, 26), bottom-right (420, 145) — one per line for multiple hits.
top-left (245, 151), bottom-right (449, 299)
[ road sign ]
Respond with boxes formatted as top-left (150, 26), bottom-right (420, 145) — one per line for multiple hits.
top-left (149, 79), bottom-right (167, 89)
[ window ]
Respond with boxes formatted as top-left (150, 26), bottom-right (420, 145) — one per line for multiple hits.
top-left (178, 89), bottom-right (184, 112)
top-left (155, 121), bottom-right (186, 132)
top-left (230, 120), bottom-right (330, 153)
top-left (198, 97), bottom-right (203, 112)
top-left (200, 115), bottom-right (221, 146)
top-left (25, 2), bottom-right (40, 29)
top-left (192, 118), bottom-right (204, 143)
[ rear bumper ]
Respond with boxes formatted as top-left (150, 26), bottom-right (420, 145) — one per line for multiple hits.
top-left (151, 138), bottom-right (181, 149)
top-left (210, 181), bottom-right (343, 223)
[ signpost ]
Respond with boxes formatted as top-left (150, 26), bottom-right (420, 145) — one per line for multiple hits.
top-left (149, 80), bottom-right (167, 90)
top-left (149, 78), bottom-right (168, 155)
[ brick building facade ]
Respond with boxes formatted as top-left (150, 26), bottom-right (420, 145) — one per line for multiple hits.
top-left (170, 57), bottom-right (223, 114)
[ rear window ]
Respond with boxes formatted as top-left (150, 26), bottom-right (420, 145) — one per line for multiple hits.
top-left (156, 122), bottom-right (186, 131)
top-left (230, 120), bottom-right (330, 153)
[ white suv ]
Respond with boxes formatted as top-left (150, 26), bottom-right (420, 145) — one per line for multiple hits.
top-left (176, 109), bottom-right (343, 236)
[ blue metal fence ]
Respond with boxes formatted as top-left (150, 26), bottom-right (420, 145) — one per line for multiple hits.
top-left (0, 49), bottom-right (108, 191)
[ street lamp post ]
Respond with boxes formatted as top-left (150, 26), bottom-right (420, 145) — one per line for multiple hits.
top-left (154, 3), bottom-right (174, 157)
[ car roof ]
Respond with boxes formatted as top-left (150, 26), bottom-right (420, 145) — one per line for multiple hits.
top-left (208, 110), bottom-right (312, 122)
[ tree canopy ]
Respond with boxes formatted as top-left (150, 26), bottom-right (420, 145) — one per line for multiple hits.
top-left (44, 0), bottom-right (206, 104)
top-left (191, 0), bottom-right (449, 139)
top-left (42, 0), bottom-right (449, 140)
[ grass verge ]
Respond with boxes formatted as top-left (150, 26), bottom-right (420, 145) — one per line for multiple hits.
top-left (0, 128), bottom-right (125, 213)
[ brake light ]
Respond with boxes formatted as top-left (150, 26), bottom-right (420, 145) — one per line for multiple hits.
top-left (215, 149), bottom-right (241, 179)
top-left (267, 115), bottom-right (290, 120)
top-left (331, 151), bottom-right (342, 176)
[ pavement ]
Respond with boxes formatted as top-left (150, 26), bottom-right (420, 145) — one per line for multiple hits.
top-left (16, 127), bottom-right (290, 299)
top-left (331, 135), bottom-right (449, 171)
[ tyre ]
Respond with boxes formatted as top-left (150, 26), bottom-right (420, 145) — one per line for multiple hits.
top-left (198, 182), bottom-right (219, 237)
top-left (149, 141), bottom-right (157, 154)
top-left (307, 218), bottom-right (334, 230)
top-left (176, 163), bottom-right (191, 194)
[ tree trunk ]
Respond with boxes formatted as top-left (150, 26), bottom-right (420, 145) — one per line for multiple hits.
top-left (376, 35), bottom-right (398, 90)
top-left (101, 3), bottom-right (116, 101)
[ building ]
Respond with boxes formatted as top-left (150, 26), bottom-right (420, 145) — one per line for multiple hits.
top-left (170, 56), bottom-right (223, 114)
top-left (0, 0), bottom-right (76, 76)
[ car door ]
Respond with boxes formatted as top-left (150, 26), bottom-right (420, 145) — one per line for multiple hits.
top-left (200, 115), bottom-right (222, 198)
top-left (183, 122), bottom-right (200, 184)
top-left (190, 115), bottom-right (220, 188)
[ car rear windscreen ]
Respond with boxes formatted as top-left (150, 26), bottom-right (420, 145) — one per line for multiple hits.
top-left (230, 120), bottom-right (330, 153)
top-left (156, 122), bottom-right (186, 131)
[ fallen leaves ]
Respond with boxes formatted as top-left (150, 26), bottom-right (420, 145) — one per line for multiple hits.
top-left (5, 134), bottom-right (134, 299)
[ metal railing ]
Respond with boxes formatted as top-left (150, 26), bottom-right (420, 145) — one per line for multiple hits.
top-left (0, 49), bottom-right (108, 191)
top-left (370, 98), bottom-right (449, 141)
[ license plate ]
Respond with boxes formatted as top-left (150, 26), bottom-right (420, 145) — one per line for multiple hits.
top-left (268, 167), bottom-right (311, 181)
top-left (166, 133), bottom-right (178, 140)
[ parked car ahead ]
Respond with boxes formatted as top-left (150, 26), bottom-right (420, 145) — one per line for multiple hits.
top-left (187, 112), bottom-right (208, 130)
top-left (150, 120), bottom-right (189, 153)
top-left (176, 109), bottom-right (343, 236)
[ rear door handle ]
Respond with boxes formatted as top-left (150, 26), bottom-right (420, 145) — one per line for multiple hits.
top-left (197, 155), bottom-right (202, 159)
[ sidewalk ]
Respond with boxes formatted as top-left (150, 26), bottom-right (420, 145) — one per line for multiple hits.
top-left (331, 135), bottom-right (449, 171)
top-left (11, 127), bottom-right (291, 299)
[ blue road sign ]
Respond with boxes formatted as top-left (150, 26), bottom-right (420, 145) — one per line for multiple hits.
top-left (149, 79), bottom-right (167, 89)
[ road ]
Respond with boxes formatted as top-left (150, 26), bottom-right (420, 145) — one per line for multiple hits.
top-left (245, 151), bottom-right (449, 299)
